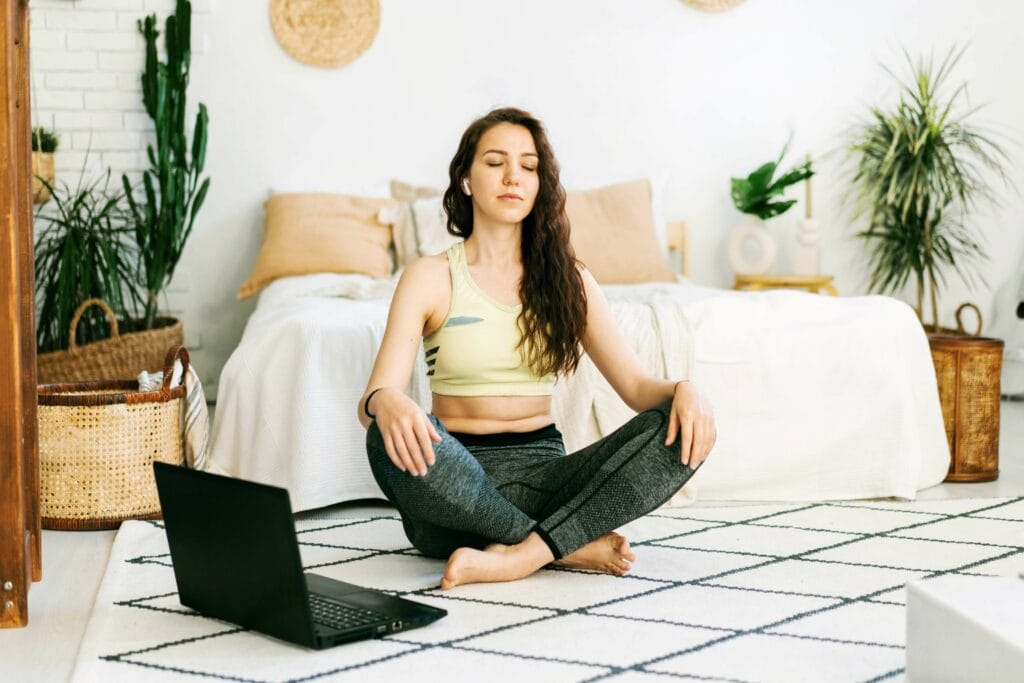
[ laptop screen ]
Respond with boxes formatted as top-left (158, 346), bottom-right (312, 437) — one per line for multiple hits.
top-left (153, 463), bottom-right (316, 646)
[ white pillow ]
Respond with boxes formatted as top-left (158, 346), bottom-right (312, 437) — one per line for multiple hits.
top-left (380, 203), bottom-right (419, 270)
top-left (411, 196), bottom-right (462, 257)
top-left (649, 174), bottom-right (669, 254)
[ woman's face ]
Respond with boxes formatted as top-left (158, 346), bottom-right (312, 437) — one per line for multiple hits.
top-left (466, 123), bottom-right (540, 226)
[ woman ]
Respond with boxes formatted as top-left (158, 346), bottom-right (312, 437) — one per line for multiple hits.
top-left (359, 107), bottom-right (716, 590)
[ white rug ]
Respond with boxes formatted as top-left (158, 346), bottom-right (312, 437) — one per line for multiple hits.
top-left (72, 497), bottom-right (1024, 682)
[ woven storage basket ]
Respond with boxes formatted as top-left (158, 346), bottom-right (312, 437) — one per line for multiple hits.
top-left (38, 345), bottom-right (190, 530)
top-left (926, 303), bottom-right (1004, 482)
top-left (37, 298), bottom-right (183, 383)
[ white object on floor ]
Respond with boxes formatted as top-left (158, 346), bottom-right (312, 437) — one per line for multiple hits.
top-left (906, 575), bottom-right (1024, 683)
top-left (208, 272), bottom-right (950, 512)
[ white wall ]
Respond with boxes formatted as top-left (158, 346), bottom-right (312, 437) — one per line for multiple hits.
top-left (29, 0), bottom-right (1024, 397)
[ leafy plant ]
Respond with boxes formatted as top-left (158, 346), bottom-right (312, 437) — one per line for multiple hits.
top-left (34, 169), bottom-right (142, 353)
top-left (122, 0), bottom-right (209, 329)
top-left (731, 143), bottom-right (815, 220)
top-left (845, 46), bottom-right (1010, 332)
top-left (31, 127), bottom-right (59, 153)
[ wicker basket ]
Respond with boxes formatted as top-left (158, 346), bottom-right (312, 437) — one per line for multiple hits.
top-left (37, 298), bottom-right (184, 384)
top-left (926, 303), bottom-right (1004, 482)
top-left (38, 346), bottom-right (190, 530)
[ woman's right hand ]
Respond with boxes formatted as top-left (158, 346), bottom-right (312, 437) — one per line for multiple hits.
top-left (369, 388), bottom-right (442, 477)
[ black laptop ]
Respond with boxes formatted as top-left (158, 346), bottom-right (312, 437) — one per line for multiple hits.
top-left (152, 462), bottom-right (447, 649)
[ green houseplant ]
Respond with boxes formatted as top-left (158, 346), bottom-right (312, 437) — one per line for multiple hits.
top-left (727, 143), bottom-right (815, 276)
top-left (34, 169), bottom-right (139, 355)
top-left (31, 126), bottom-right (59, 203)
top-left (845, 46), bottom-right (1009, 333)
top-left (731, 143), bottom-right (815, 220)
top-left (31, 127), bottom-right (59, 153)
top-left (122, 0), bottom-right (210, 330)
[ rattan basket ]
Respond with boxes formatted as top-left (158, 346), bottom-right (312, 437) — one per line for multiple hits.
top-left (926, 303), bottom-right (1004, 482)
top-left (38, 346), bottom-right (190, 530)
top-left (37, 298), bottom-right (184, 383)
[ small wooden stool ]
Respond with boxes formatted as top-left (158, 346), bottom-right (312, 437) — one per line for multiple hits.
top-left (733, 274), bottom-right (838, 296)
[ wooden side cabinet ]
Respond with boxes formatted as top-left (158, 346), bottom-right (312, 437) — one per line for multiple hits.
top-left (1, 0), bottom-right (42, 629)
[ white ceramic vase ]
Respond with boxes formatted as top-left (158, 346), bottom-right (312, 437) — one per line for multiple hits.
top-left (793, 217), bottom-right (821, 275)
top-left (727, 214), bottom-right (777, 276)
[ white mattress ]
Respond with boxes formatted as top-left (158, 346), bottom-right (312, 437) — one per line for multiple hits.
top-left (208, 274), bottom-right (950, 511)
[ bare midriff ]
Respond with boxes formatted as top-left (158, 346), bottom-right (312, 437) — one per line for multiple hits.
top-left (431, 393), bottom-right (554, 434)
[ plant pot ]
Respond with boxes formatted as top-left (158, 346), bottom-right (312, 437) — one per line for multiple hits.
top-left (926, 305), bottom-right (1003, 482)
top-left (32, 151), bottom-right (54, 204)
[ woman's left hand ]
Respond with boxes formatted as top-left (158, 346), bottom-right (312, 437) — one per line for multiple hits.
top-left (665, 381), bottom-right (716, 468)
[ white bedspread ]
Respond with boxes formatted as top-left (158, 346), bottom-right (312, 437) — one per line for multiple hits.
top-left (208, 274), bottom-right (950, 511)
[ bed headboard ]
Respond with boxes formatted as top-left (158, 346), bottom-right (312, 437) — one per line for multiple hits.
top-left (666, 221), bottom-right (690, 278)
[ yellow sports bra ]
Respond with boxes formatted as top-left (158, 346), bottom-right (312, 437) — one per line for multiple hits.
top-left (423, 241), bottom-right (556, 397)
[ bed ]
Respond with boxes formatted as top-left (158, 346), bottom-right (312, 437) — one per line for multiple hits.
top-left (207, 181), bottom-right (951, 511)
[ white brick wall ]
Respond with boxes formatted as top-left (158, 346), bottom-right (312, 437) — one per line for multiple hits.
top-left (29, 0), bottom-right (213, 182)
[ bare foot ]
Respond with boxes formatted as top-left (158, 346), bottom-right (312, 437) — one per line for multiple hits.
top-left (554, 532), bottom-right (636, 576)
top-left (440, 534), bottom-right (552, 590)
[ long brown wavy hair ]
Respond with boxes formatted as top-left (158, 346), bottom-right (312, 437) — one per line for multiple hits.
top-left (442, 107), bottom-right (586, 378)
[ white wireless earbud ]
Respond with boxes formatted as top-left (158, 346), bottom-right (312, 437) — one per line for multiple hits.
top-left (461, 179), bottom-right (471, 196)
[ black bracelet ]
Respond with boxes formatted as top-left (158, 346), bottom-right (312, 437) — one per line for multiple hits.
top-left (363, 387), bottom-right (385, 420)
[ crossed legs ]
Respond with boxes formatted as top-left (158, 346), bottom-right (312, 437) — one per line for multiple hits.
top-left (366, 400), bottom-right (697, 588)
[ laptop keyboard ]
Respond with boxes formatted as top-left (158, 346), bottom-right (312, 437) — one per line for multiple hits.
top-left (309, 595), bottom-right (389, 631)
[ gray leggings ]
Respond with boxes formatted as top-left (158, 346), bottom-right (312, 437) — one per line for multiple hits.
top-left (365, 399), bottom-right (698, 560)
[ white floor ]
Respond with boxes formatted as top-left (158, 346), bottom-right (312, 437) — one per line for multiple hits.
top-left (3, 400), bottom-right (1022, 682)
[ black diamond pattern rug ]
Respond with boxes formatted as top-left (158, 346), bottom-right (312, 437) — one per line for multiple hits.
top-left (72, 497), bottom-right (1024, 682)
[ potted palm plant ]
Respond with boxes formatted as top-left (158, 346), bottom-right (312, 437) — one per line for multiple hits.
top-left (846, 46), bottom-right (1010, 331)
top-left (845, 46), bottom-right (1011, 481)
top-left (31, 126), bottom-right (59, 204)
top-left (122, 0), bottom-right (210, 333)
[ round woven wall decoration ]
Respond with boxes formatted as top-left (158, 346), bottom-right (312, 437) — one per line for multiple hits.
top-left (683, 0), bottom-right (745, 11)
top-left (270, 0), bottom-right (380, 69)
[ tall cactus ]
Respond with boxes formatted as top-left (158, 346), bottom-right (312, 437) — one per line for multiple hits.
top-left (123, 0), bottom-right (209, 329)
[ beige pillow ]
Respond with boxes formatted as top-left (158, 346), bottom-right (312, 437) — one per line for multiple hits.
top-left (237, 192), bottom-right (397, 299)
top-left (566, 179), bottom-right (676, 284)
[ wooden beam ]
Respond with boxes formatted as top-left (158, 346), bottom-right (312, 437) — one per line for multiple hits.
top-left (1, 0), bottom-right (40, 629)
top-left (17, 0), bottom-right (40, 587)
